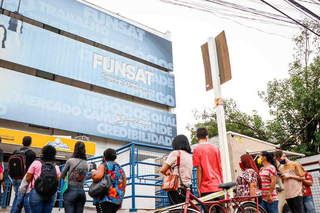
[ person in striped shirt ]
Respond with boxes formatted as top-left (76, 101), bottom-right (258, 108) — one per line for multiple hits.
top-left (258, 151), bottom-right (279, 213)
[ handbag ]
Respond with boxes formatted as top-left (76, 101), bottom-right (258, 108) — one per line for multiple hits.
top-left (88, 163), bottom-right (112, 198)
top-left (162, 174), bottom-right (179, 192)
top-left (62, 159), bottom-right (83, 195)
top-left (162, 150), bottom-right (181, 192)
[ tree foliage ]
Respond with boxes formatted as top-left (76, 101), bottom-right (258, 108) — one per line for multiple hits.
top-left (258, 21), bottom-right (320, 155)
top-left (186, 99), bottom-right (269, 145)
top-left (188, 21), bottom-right (320, 155)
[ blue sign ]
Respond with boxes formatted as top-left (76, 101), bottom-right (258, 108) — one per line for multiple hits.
top-left (2, 0), bottom-right (173, 70)
top-left (0, 15), bottom-right (176, 107)
top-left (0, 68), bottom-right (177, 147)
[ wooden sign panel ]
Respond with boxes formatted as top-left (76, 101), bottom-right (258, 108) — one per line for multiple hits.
top-left (215, 31), bottom-right (232, 85)
top-left (201, 42), bottom-right (213, 91)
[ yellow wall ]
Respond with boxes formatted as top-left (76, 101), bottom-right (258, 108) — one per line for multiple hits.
top-left (0, 127), bottom-right (96, 156)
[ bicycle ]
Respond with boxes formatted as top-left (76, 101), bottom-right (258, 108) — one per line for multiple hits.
top-left (156, 154), bottom-right (267, 213)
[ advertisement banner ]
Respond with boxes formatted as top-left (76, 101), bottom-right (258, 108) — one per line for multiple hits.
top-left (0, 15), bottom-right (176, 107)
top-left (0, 128), bottom-right (96, 156)
top-left (2, 0), bottom-right (173, 70)
top-left (0, 68), bottom-right (177, 147)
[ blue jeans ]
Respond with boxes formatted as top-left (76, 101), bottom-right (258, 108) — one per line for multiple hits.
top-left (63, 186), bottom-right (86, 213)
top-left (302, 196), bottom-right (316, 213)
top-left (29, 188), bottom-right (57, 213)
top-left (10, 179), bottom-right (22, 213)
top-left (10, 190), bottom-right (31, 213)
top-left (261, 200), bottom-right (279, 213)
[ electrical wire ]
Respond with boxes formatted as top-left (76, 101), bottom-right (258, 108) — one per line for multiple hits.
top-left (284, 0), bottom-right (319, 22)
top-left (260, 0), bottom-right (320, 36)
top-left (159, 0), bottom-right (298, 37)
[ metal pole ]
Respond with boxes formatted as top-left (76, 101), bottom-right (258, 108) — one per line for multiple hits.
top-left (207, 37), bottom-right (232, 183)
top-left (130, 143), bottom-right (137, 212)
top-left (0, 0), bottom-right (5, 9)
top-left (3, 176), bottom-right (11, 208)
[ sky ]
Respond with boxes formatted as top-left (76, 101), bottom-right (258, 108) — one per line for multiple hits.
top-left (86, 0), bottom-right (315, 139)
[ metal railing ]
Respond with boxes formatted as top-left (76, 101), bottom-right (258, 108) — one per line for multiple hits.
top-left (2, 142), bottom-right (197, 212)
top-left (83, 142), bottom-right (173, 212)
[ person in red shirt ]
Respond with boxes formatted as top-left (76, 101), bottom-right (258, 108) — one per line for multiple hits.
top-left (192, 128), bottom-right (223, 213)
top-left (300, 166), bottom-right (316, 213)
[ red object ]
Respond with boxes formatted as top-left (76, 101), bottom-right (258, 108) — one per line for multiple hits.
top-left (303, 172), bottom-right (313, 197)
top-left (0, 166), bottom-right (3, 173)
top-left (176, 154), bottom-right (181, 166)
top-left (193, 143), bottom-right (223, 193)
top-left (239, 163), bottom-right (245, 171)
top-left (162, 174), bottom-right (179, 192)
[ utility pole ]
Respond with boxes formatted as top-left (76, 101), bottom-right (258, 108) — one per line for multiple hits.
top-left (201, 31), bottom-right (232, 183)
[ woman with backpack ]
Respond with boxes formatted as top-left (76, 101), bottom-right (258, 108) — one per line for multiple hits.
top-left (60, 141), bottom-right (89, 213)
top-left (26, 145), bottom-right (60, 213)
top-left (91, 148), bottom-right (126, 213)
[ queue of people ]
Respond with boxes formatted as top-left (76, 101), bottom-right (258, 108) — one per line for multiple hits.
top-left (0, 129), bottom-right (319, 213)
top-left (161, 128), bottom-right (319, 213)
top-left (0, 136), bottom-right (126, 213)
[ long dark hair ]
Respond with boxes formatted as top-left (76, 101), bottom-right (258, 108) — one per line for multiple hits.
top-left (261, 151), bottom-right (278, 171)
top-left (172, 135), bottom-right (191, 153)
top-left (72, 141), bottom-right (87, 160)
top-left (241, 154), bottom-right (262, 189)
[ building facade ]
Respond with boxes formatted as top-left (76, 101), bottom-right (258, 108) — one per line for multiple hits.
top-left (0, 0), bottom-right (176, 209)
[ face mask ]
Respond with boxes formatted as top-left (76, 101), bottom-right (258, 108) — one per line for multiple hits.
top-left (90, 166), bottom-right (94, 170)
top-left (239, 162), bottom-right (245, 171)
top-left (257, 157), bottom-right (262, 165)
top-left (279, 159), bottom-right (286, 165)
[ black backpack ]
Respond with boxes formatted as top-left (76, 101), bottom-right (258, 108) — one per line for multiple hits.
top-left (34, 159), bottom-right (58, 196)
top-left (8, 148), bottom-right (31, 179)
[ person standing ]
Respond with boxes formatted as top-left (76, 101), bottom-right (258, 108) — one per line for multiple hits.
top-left (258, 151), bottom-right (279, 213)
top-left (192, 127), bottom-right (223, 213)
top-left (300, 166), bottom-right (316, 213)
top-left (0, 137), bottom-right (3, 168)
top-left (60, 141), bottom-right (89, 213)
top-left (10, 136), bottom-right (36, 213)
top-left (236, 154), bottom-right (262, 204)
top-left (275, 150), bottom-right (304, 213)
top-left (26, 145), bottom-right (60, 213)
top-left (160, 134), bottom-right (193, 205)
top-left (0, 137), bottom-right (3, 204)
top-left (91, 148), bottom-right (126, 213)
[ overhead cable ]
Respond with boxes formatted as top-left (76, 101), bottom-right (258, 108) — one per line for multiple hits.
top-left (260, 0), bottom-right (320, 36)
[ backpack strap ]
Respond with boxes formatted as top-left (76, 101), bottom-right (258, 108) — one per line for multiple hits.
top-left (103, 162), bottom-right (109, 175)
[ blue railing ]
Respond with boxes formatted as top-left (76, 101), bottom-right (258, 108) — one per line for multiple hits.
top-left (84, 142), bottom-right (173, 212)
top-left (2, 142), bottom-right (196, 212)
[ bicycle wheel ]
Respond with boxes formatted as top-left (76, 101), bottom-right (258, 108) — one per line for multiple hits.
top-left (235, 201), bottom-right (267, 213)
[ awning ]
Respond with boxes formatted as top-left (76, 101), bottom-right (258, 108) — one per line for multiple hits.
top-left (247, 149), bottom-right (305, 158)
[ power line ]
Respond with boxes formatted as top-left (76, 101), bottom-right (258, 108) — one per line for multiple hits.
top-left (260, 0), bottom-right (320, 36)
top-left (160, 0), bottom-right (295, 37)
top-left (284, 0), bottom-right (319, 21)
top-left (287, 0), bottom-right (320, 20)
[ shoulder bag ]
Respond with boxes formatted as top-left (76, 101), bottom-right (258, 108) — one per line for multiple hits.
top-left (161, 151), bottom-right (181, 192)
top-left (62, 159), bottom-right (83, 195)
top-left (89, 163), bottom-right (112, 198)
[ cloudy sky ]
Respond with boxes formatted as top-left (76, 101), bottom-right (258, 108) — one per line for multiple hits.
top-left (86, 0), bottom-right (317, 138)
